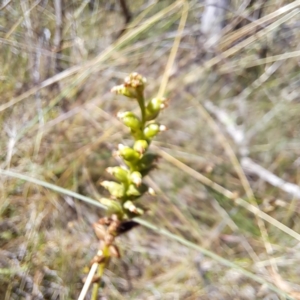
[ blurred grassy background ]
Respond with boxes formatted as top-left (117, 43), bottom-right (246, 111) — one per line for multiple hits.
top-left (1, 0), bottom-right (300, 299)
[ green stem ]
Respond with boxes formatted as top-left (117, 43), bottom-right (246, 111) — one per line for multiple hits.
top-left (91, 263), bottom-right (105, 300)
top-left (137, 96), bottom-right (146, 126)
top-left (91, 246), bottom-right (110, 300)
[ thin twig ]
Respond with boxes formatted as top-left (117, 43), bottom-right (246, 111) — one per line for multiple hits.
top-left (78, 263), bottom-right (98, 300)
top-left (0, 169), bottom-right (105, 210)
top-left (53, 0), bottom-right (63, 73)
top-left (0, 0), bottom-right (12, 11)
top-left (91, 258), bottom-right (108, 300)
top-left (242, 157), bottom-right (300, 200)
top-left (157, 0), bottom-right (189, 98)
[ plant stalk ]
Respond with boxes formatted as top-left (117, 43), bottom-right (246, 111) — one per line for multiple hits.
top-left (91, 245), bottom-right (110, 300)
top-left (137, 95), bottom-right (146, 126)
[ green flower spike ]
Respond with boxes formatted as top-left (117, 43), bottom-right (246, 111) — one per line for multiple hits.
top-left (91, 73), bottom-right (168, 299)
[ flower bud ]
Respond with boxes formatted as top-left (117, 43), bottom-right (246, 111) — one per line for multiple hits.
top-left (145, 97), bottom-right (168, 121)
top-left (100, 181), bottom-right (125, 199)
top-left (123, 201), bottom-right (144, 215)
top-left (124, 72), bottom-right (147, 88)
top-left (106, 166), bottom-right (129, 183)
top-left (133, 140), bottom-right (148, 154)
top-left (111, 84), bottom-right (137, 99)
top-left (126, 183), bottom-right (149, 198)
top-left (117, 112), bottom-right (142, 131)
top-left (126, 184), bottom-right (141, 197)
top-left (111, 73), bottom-right (146, 99)
top-left (117, 144), bottom-right (140, 162)
top-left (143, 123), bottom-right (167, 139)
top-left (98, 197), bottom-right (123, 213)
top-left (130, 171), bottom-right (142, 186)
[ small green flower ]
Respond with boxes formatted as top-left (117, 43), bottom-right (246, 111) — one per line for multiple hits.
top-left (130, 171), bottom-right (142, 186)
top-left (111, 72), bottom-right (146, 99)
top-left (145, 97), bottom-right (168, 121)
top-left (106, 166), bottom-right (129, 184)
top-left (117, 144), bottom-right (141, 162)
top-left (133, 140), bottom-right (148, 154)
top-left (126, 182), bottom-right (148, 197)
top-left (117, 111), bottom-right (142, 131)
top-left (100, 181), bottom-right (125, 199)
top-left (126, 184), bottom-right (142, 197)
top-left (124, 73), bottom-right (146, 86)
top-left (99, 198), bottom-right (123, 215)
top-left (123, 200), bottom-right (144, 215)
top-left (143, 123), bottom-right (166, 139)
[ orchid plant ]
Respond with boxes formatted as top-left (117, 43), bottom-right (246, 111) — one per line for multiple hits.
top-left (89, 73), bottom-right (168, 299)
